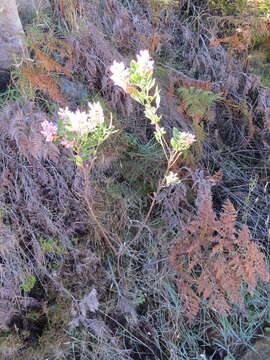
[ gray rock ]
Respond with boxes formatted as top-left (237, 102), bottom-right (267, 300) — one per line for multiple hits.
top-left (0, 0), bottom-right (48, 88)
top-left (58, 78), bottom-right (89, 109)
top-left (0, 1), bottom-right (26, 72)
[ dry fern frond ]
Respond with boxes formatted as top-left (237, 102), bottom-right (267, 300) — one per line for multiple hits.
top-left (17, 32), bottom-right (74, 105)
top-left (33, 46), bottom-right (72, 78)
top-left (102, 0), bottom-right (134, 53)
top-left (0, 101), bottom-right (59, 161)
top-left (44, 37), bottom-right (74, 60)
top-left (70, 23), bottom-right (133, 116)
top-left (209, 28), bottom-right (252, 52)
top-left (20, 64), bottom-right (66, 106)
top-left (170, 72), bottom-right (212, 93)
top-left (209, 14), bottom-right (270, 54)
top-left (170, 180), bottom-right (269, 323)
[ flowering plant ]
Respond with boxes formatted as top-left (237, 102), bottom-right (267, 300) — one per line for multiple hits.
top-left (110, 50), bottom-right (196, 240)
top-left (41, 101), bottom-right (116, 253)
top-left (41, 102), bottom-right (115, 167)
top-left (110, 50), bottom-right (195, 185)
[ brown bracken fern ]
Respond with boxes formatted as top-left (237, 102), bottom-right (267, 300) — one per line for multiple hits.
top-left (17, 34), bottom-right (73, 105)
top-left (170, 180), bottom-right (269, 323)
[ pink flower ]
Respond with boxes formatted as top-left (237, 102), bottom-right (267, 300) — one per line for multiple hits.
top-left (61, 139), bottom-right (74, 149)
top-left (136, 50), bottom-right (154, 73)
top-left (110, 60), bottom-right (130, 92)
top-left (41, 120), bottom-right (58, 142)
top-left (181, 132), bottom-right (196, 146)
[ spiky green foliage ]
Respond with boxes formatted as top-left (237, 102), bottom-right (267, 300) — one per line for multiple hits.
top-left (177, 87), bottom-right (221, 152)
top-left (0, 88), bottom-right (20, 109)
top-left (177, 87), bottom-right (221, 122)
top-left (209, 0), bottom-right (248, 15)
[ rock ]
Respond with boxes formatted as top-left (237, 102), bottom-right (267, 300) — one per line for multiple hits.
top-left (0, 70), bottom-right (11, 92)
top-left (241, 336), bottom-right (270, 360)
top-left (0, 1), bottom-right (25, 73)
top-left (58, 78), bottom-right (89, 109)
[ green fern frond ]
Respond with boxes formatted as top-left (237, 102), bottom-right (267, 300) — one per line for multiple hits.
top-left (177, 87), bottom-right (221, 121)
top-left (177, 87), bottom-right (222, 156)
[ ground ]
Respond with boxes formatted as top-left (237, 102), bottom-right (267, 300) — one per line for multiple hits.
top-left (0, 1), bottom-right (270, 359)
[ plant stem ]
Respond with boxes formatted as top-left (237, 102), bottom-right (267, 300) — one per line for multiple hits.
top-left (131, 151), bottom-right (177, 243)
top-left (81, 162), bottom-right (117, 254)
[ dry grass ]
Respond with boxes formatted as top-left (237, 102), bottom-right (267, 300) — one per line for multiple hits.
top-left (0, 1), bottom-right (270, 359)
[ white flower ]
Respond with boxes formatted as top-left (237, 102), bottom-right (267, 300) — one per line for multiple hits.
top-left (136, 49), bottom-right (154, 73)
top-left (171, 129), bottom-right (196, 152)
top-left (110, 60), bottom-right (130, 92)
top-left (59, 107), bottom-right (88, 135)
top-left (165, 171), bottom-right (181, 186)
top-left (88, 102), bottom-right (104, 127)
top-left (58, 103), bottom-right (105, 137)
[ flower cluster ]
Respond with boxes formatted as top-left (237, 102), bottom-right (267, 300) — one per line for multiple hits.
top-left (41, 102), bottom-right (114, 166)
top-left (110, 61), bottom-right (130, 92)
top-left (109, 50), bottom-right (154, 93)
top-left (58, 102), bottom-right (105, 137)
top-left (41, 119), bottom-right (58, 142)
top-left (165, 171), bottom-right (181, 186)
top-left (110, 49), bottom-right (196, 158)
top-left (136, 49), bottom-right (154, 73)
top-left (171, 129), bottom-right (196, 152)
top-left (180, 132), bottom-right (196, 147)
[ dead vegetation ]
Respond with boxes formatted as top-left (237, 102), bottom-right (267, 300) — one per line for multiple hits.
top-left (170, 179), bottom-right (269, 322)
top-left (16, 32), bottom-right (74, 106)
top-left (0, 0), bottom-right (270, 359)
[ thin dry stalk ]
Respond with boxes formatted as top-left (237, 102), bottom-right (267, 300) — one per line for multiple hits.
top-left (81, 162), bottom-right (117, 254)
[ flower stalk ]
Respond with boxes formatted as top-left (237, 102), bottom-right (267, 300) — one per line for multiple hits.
top-left (41, 102), bottom-right (117, 253)
top-left (110, 50), bottom-right (196, 241)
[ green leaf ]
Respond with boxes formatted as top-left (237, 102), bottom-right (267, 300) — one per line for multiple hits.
top-left (21, 275), bottom-right (36, 293)
top-left (177, 86), bottom-right (222, 121)
top-left (75, 155), bottom-right (83, 167)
